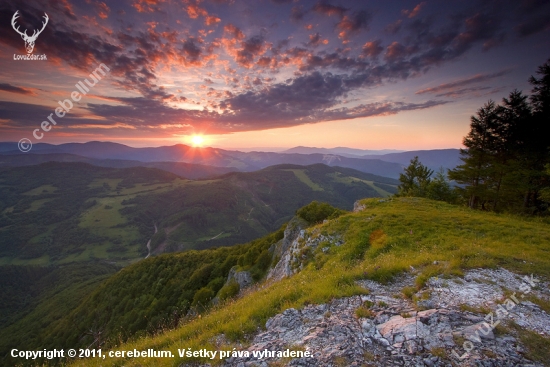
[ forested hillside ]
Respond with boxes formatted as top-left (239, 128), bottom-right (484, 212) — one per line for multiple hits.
top-left (0, 162), bottom-right (397, 265)
top-left (0, 227), bottom-right (286, 361)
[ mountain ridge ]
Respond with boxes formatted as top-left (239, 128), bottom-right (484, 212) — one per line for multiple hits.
top-left (0, 142), bottom-right (461, 178)
top-left (280, 146), bottom-right (405, 157)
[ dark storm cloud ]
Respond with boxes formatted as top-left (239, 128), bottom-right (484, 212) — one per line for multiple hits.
top-left (223, 72), bottom-right (346, 115)
top-left (0, 101), bottom-right (53, 127)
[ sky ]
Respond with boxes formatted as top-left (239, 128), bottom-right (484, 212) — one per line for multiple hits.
top-left (0, 0), bottom-right (549, 151)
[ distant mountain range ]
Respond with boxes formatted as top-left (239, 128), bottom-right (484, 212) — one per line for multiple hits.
top-left (0, 142), bottom-right (461, 179)
top-left (361, 149), bottom-right (463, 172)
top-left (0, 153), bottom-right (237, 179)
top-left (281, 146), bottom-right (404, 157)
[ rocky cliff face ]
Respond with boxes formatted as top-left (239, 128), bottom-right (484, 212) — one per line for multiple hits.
top-left (266, 216), bottom-right (307, 281)
top-left (267, 217), bottom-right (343, 283)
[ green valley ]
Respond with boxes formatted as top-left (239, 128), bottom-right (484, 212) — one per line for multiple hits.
top-left (0, 162), bottom-right (397, 266)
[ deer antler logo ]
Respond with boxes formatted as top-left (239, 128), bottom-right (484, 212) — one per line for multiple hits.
top-left (11, 10), bottom-right (49, 54)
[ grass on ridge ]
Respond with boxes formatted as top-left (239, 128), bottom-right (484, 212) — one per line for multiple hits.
top-left (71, 197), bottom-right (550, 367)
top-left (284, 169), bottom-right (324, 191)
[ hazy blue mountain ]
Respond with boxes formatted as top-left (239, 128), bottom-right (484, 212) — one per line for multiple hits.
top-left (362, 149), bottom-right (461, 171)
top-left (281, 146), bottom-right (404, 157)
top-left (0, 153), bottom-right (237, 179)
top-left (0, 142), bottom-right (461, 178)
top-left (0, 142), bottom-right (406, 178)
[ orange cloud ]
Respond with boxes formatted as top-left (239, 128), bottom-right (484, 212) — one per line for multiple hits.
top-left (132, 0), bottom-right (165, 13)
top-left (224, 24), bottom-right (245, 40)
top-left (186, 3), bottom-right (208, 19)
top-left (205, 16), bottom-right (221, 26)
top-left (402, 2), bottom-right (426, 18)
top-left (362, 40), bottom-right (383, 58)
top-left (96, 2), bottom-right (110, 19)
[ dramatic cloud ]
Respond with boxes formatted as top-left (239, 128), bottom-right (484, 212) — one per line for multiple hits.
top-left (0, 0), bottom-right (548, 143)
top-left (317, 100), bottom-right (450, 121)
top-left (182, 37), bottom-right (203, 64)
top-left (71, 71), bottom-right (448, 133)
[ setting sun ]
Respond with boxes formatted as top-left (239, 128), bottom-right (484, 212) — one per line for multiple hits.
top-left (191, 135), bottom-right (205, 147)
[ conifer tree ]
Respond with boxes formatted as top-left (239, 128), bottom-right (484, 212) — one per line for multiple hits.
top-left (449, 101), bottom-right (499, 209)
top-left (398, 156), bottom-right (433, 197)
top-left (450, 59), bottom-right (550, 212)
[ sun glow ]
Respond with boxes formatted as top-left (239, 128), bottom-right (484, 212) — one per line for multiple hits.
top-left (191, 135), bottom-right (205, 147)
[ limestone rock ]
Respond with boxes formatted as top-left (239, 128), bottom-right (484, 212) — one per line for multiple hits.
top-left (226, 267), bottom-right (253, 290)
top-left (190, 268), bottom-right (549, 367)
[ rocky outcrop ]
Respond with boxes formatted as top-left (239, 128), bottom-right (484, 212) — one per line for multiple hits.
top-left (267, 217), bottom-right (307, 281)
top-left (188, 217), bottom-right (549, 367)
top-left (226, 267), bottom-right (253, 290)
top-left (267, 217), bottom-right (343, 282)
top-left (353, 200), bottom-right (366, 212)
top-left (202, 268), bottom-right (549, 367)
